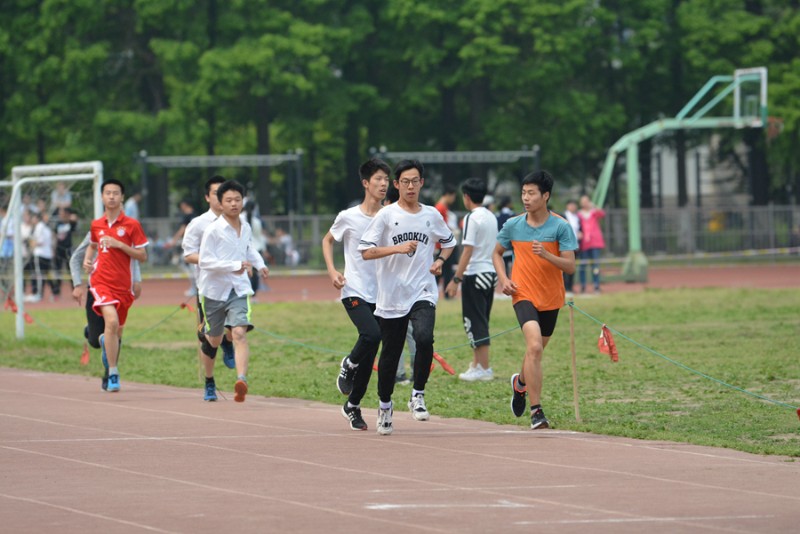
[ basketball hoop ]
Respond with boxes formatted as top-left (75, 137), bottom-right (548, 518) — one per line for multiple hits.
top-left (766, 116), bottom-right (784, 141)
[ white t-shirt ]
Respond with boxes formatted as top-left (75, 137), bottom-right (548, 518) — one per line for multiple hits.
top-left (33, 221), bottom-right (54, 259)
top-left (182, 209), bottom-right (218, 276)
top-left (461, 206), bottom-right (497, 276)
top-left (329, 205), bottom-right (379, 302)
top-left (358, 202), bottom-right (456, 318)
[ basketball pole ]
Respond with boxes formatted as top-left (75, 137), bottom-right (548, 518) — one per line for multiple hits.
top-left (569, 300), bottom-right (582, 423)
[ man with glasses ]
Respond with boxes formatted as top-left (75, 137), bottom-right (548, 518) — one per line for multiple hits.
top-left (359, 159), bottom-right (456, 435)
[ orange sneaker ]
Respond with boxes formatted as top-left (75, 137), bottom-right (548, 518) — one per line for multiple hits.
top-left (234, 379), bottom-right (248, 402)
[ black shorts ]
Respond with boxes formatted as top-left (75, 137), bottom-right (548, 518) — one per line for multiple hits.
top-left (513, 300), bottom-right (559, 337)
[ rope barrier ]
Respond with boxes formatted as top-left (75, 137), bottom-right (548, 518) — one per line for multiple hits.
top-left (12, 294), bottom-right (799, 419)
top-left (568, 301), bottom-right (799, 412)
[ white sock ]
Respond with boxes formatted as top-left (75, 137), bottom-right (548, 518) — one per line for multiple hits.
top-left (379, 401), bottom-right (392, 410)
top-left (346, 358), bottom-right (358, 369)
top-left (412, 389), bottom-right (424, 398)
top-left (109, 367), bottom-right (119, 376)
top-left (347, 401), bottom-right (358, 409)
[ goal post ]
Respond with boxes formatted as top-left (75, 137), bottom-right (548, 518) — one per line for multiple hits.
top-left (4, 161), bottom-right (103, 338)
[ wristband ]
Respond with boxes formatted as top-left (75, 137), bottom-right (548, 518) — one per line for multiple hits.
top-left (453, 276), bottom-right (462, 284)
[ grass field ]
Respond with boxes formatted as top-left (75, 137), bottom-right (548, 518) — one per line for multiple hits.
top-left (2, 287), bottom-right (799, 457)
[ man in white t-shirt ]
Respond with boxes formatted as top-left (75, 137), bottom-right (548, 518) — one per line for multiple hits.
top-left (359, 159), bottom-right (456, 435)
top-left (445, 177), bottom-right (498, 382)
top-left (182, 176), bottom-right (237, 401)
top-left (322, 158), bottom-right (390, 431)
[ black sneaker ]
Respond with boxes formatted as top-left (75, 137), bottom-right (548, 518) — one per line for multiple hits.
top-left (510, 374), bottom-right (526, 417)
top-left (337, 356), bottom-right (356, 395)
top-left (341, 401), bottom-right (368, 431)
top-left (531, 407), bottom-right (550, 429)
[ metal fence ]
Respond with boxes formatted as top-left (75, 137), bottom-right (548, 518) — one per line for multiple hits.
top-left (603, 205), bottom-right (800, 257)
top-left (139, 204), bottom-right (800, 271)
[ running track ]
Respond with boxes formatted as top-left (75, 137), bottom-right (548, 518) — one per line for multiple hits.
top-left (3, 263), bottom-right (799, 532)
top-left (1, 369), bottom-right (799, 533)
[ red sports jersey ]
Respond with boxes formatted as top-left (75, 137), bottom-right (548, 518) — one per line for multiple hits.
top-left (89, 212), bottom-right (148, 292)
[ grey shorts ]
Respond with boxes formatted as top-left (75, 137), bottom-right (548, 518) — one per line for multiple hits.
top-left (201, 290), bottom-right (253, 337)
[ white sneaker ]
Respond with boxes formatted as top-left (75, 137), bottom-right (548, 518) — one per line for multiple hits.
top-left (23, 294), bottom-right (41, 303)
top-left (477, 367), bottom-right (494, 382)
top-left (458, 362), bottom-right (475, 382)
top-left (377, 403), bottom-right (393, 435)
top-left (459, 363), bottom-right (481, 382)
top-left (408, 394), bottom-right (430, 421)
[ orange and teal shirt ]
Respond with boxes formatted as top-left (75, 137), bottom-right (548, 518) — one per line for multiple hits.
top-left (496, 211), bottom-right (578, 311)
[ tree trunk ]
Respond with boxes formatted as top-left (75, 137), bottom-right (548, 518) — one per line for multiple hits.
top-left (255, 98), bottom-right (272, 214)
top-left (745, 128), bottom-right (769, 205)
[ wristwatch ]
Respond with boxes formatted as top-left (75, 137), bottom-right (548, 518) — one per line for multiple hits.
top-left (453, 276), bottom-right (462, 284)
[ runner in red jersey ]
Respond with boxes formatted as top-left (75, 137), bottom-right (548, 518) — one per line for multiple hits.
top-left (83, 179), bottom-right (149, 392)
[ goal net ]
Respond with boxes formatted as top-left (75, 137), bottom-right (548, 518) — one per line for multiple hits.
top-left (0, 162), bottom-right (103, 338)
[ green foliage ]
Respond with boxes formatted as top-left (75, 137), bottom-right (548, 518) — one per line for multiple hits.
top-left (0, 1), bottom-right (797, 207)
top-left (1, 286), bottom-right (798, 456)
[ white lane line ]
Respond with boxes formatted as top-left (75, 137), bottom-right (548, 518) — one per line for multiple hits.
top-left (0, 445), bottom-right (451, 534)
top-left (368, 485), bottom-right (591, 493)
top-left (517, 514), bottom-right (776, 525)
top-left (0, 492), bottom-right (179, 533)
top-left (367, 500), bottom-right (534, 510)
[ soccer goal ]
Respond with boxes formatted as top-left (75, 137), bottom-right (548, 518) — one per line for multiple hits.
top-left (1, 161), bottom-right (103, 338)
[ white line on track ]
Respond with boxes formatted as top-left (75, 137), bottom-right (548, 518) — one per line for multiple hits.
top-left (517, 515), bottom-right (776, 525)
top-left (0, 492), bottom-right (179, 533)
top-left (366, 500), bottom-right (535, 510)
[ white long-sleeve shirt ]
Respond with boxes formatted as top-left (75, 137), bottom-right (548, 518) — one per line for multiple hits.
top-left (198, 215), bottom-right (265, 301)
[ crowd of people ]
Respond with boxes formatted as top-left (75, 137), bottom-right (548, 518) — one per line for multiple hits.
top-left (1, 164), bottom-right (607, 435)
top-left (0, 183), bottom-right (81, 303)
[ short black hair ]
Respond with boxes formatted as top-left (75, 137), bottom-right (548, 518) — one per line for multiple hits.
top-left (205, 175), bottom-right (226, 196)
top-left (521, 170), bottom-right (554, 197)
top-left (359, 158), bottom-right (391, 183)
top-left (385, 186), bottom-right (399, 203)
top-left (442, 184), bottom-right (457, 196)
top-left (101, 179), bottom-right (125, 195)
top-left (216, 180), bottom-right (245, 202)
top-left (461, 178), bottom-right (487, 205)
top-left (393, 159), bottom-right (424, 180)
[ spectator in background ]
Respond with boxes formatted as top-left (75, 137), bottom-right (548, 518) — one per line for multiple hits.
top-left (52, 207), bottom-right (79, 298)
top-left (445, 178), bottom-right (498, 382)
top-left (435, 184), bottom-right (459, 297)
top-left (166, 199), bottom-right (197, 296)
top-left (26, 210), bottom-right (56, 302)
top-left (577, 194), bottom-right (606, 294)
top-left (275, 227), bottom-right (300, 267)
top-left (496, 196), bottom-right (515, 276)
top-left (562, 200), bottom-right (581, 298)
top-left (50, 181), bottom-right (72, 213)
top-left (124, 191), bottom-right (142, 220)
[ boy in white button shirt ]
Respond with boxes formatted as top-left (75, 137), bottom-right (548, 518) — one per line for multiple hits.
top-left (182, 175), bottom-right (237, 401)
top-left (198, 180), bottom-right (269, 402)
top-left (359, 159), bottom-right (456, 435)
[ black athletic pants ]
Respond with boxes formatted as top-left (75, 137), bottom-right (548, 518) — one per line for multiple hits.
top-left (85, 288), bottom-right (105, 349)
top-left (377, 301), bottom-right (436, 403)
top-left (342, 297), bottom-right (381, 405)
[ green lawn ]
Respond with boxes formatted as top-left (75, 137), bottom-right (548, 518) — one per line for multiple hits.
top-left (2, 286), bottom-right (799, 457)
